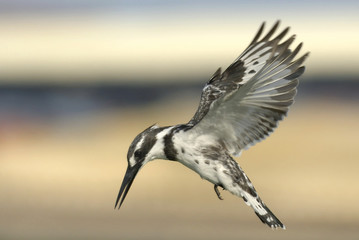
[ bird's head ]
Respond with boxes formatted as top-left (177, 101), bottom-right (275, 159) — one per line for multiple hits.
top-left (115, 124), bottom-right (164, 209)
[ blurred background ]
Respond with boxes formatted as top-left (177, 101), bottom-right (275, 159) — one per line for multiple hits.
top-left (0, 0), bottom-right (358, 239)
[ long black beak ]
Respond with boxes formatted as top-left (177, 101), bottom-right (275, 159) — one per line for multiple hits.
top-left (114, 164), bottom-right (141, 209)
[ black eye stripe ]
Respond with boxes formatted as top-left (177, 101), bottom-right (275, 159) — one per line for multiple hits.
top-left (127, 126), bottom-right (163, 162)
top-left (134, 149), bottom-right (145, 160)
top-left (127, 125), bottom-right (162, 162)
top-left (127, 135), bottom-right (143, 160)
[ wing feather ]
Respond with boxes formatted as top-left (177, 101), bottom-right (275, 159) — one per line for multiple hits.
top-left (188, 21), bottom-right (309, 155)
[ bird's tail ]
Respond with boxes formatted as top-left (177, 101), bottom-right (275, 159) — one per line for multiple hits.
top-left (242, 191), bottom-right (285, 229)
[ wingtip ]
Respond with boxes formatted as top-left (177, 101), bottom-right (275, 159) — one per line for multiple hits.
top-left (299, 51), bottom-right (311, 62)
top-left (260, 21), bottom-right (266, 30)
top-left (272, 20), bottom-right (281, 31)
top-left (261, 20), bottom-right (281, 41)
top-left (274, 19), bottom-right (281, 27)
top-left (249, 22), bottom-right (266, 45)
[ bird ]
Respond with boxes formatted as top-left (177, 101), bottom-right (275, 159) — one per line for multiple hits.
top-left (115, 21), bottom-right (309, 229)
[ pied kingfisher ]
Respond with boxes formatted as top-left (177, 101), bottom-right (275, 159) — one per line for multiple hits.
top-left (115, 21), bottom-right (309, 229)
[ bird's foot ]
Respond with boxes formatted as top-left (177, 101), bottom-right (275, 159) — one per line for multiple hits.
top-left (214, 184), bottom-right (224, 200)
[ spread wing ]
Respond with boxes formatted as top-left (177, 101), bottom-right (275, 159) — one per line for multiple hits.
top-left (188, 21), bottom-right (309, 156)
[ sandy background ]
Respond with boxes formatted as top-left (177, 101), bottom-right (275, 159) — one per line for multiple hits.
top-left (1, 96), bottom-right (358, 240)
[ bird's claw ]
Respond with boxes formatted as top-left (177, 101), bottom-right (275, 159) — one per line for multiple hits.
top-left (214, 184), bottom-right (224, 200)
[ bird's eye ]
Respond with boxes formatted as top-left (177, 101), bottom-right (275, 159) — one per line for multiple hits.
top-left (134, 150), bottom-right (142, 159)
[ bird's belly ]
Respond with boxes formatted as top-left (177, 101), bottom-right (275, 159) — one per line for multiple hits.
top-left (178, 156), bottom-right (220, 185)
top-left (173, 132), bottom-right (224, 185)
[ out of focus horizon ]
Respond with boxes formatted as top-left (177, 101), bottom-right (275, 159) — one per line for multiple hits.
top-left (0, 0), bottom-right (358, 84)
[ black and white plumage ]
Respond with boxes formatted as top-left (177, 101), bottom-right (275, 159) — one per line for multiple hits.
top-left (115, 21), bottom-right (309, 229)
